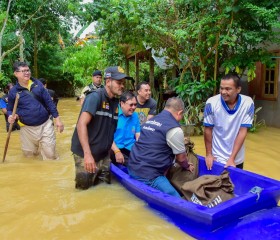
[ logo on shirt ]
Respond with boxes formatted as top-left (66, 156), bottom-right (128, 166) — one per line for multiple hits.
top-left (102, 101), bottom-right (110, 110)
top-left (146, 120), bottom-right (162, 127)
top-left (143, 126), bottom-right (155, 132)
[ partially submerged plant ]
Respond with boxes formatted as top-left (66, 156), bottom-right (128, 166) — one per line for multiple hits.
top-left (249, 106), bottom-right (266, 133)
top-left (182, 99), bottom-right (205, 136)
top-left (183, 101), bottom-right (205, 125)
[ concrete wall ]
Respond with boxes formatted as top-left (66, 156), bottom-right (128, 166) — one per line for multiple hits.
top-left (255, 98), bottom-right (280, 128)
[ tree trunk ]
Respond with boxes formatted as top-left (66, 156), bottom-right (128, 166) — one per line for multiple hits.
top-left (213, 33), bottom-right (220, 95)
top-left (0, 0), bottom-right (13, 73)
top-left (135, 53), bottom-right (139, 87)
top-left (125, 57), bottom-right (129, 76)
top-left (33, 24), bottom-right (38, 78)
top-left (149, 49), bottom-right (155, 89)
top-left (0, 0), bottom-right (46, 72)
top-left (19, 31), bottom-right (24, 62)
top-left (125, 57), bottom-right (132, 90)
top-left (172, 65), bottom-right (177, 80)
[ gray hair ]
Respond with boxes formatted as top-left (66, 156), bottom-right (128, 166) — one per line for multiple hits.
top-left (165, 97), bottom-right (184, 112)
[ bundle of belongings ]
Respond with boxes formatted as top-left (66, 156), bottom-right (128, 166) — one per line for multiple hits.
top-left (167, 140), bottom-right (199, 189)
top-left (181, 170), bottom-right (235, 208)
top-left (167, 140), bottom-right (235, 208)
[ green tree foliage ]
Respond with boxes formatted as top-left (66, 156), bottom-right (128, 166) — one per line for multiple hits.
top-left (63, 41), bottom-right (105, 88)
top-left (37, 43), bottom-right (66, 81)
top-left (1, 0), bottom-right (279, 98)
top-left (89, 0), bottom-right (279, 134)
top-left (0, 0), bottom-right (88, 91)
top-left (90, 0), bottom-right (148, 65)
top-left (92, 0), bottom-right (279, 84)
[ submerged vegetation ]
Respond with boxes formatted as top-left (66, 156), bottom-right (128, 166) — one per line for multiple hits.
top-left (249, 96), bottom-right (266, 133)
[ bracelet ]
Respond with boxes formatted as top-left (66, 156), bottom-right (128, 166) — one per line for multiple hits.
top-left (114, 150), bottom-right (121, 154)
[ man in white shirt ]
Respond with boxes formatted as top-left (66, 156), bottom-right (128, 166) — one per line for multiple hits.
top-left (203, 73), bottom-right (254, 170)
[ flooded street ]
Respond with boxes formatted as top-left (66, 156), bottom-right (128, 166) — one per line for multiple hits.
top-left (0, 98), bottom-right (279, 239)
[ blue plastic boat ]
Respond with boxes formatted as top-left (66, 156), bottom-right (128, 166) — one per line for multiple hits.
top-left (111, 155), bottom-right (280, 239)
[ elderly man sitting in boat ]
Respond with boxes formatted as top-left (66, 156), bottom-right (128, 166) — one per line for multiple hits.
top-left (127, 97), bottom-right (194, 197)
top-left (110, 91), bottom-right (140, 165)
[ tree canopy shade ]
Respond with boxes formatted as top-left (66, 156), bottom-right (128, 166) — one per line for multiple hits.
top-left (1, 0), bottom-right (279, 98)
top-left (0, 0), bottom-right (91, 88)
top-left (93, 0), bottom-right (280, 85)
top-left (63, 40), bottom-right (105, 88)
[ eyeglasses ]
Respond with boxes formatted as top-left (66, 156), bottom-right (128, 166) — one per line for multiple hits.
top-left (125, 102), bottom-right (137, 107)
top-left (16, 69), bottom-right (31, 73)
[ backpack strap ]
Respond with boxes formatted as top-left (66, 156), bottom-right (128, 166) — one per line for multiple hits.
top-left (18, 89), bottom-right (49, 113)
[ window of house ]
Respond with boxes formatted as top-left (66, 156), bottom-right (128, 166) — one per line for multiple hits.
top-left (248, 50), bottom-right (279, 101)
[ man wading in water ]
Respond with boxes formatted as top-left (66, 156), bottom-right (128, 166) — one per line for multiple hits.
top-left (71, 66), bottom-right (130, 190)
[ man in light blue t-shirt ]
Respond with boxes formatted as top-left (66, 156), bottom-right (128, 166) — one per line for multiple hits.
top-left (111, 91), bottom-right (140, 165)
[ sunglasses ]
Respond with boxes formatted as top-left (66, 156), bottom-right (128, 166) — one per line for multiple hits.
top-left (125, 102), bottom-right (137, 107)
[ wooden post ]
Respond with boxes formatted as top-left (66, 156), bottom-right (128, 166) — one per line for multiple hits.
top-left (125, 57), bottom-right (131, 89)
top-left (149, 49), bottom-right (155, 89)
top-left (3, 93), bottom-right (20, 162)
top-left (172, 65), bottom-right (177, 79)
top-left (135, 53), bottom-right (139, 87)
top-left (125, 57), bottom-right (130, 76)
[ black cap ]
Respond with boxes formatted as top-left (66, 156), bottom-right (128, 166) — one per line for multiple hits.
top-left (92, 70), bottom-right (102, 77)
top-left (104, 66), bottom-right (130, 80)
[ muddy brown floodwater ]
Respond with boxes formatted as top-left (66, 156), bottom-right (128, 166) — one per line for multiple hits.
top-left (0, 98), bottom-right (279, 239)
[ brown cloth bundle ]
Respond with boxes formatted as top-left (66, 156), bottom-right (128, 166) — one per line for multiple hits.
top-left (181, 170), bottom-right (235, 208)
top-left (167, 140), bottom-right (199, 194)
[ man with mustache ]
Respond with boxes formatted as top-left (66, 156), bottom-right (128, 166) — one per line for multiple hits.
top-left (203, 73), bottom-right (254, 170)
top-left (71, 66), bottom-right (130, 190)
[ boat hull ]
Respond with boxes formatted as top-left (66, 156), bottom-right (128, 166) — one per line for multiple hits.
top-left (111, 155), bottom-right (280, 238)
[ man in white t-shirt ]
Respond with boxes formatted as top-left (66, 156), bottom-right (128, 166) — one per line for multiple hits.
top-left (203, 73), bottom-right (254, 170)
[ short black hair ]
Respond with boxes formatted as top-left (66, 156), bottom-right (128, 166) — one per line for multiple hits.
top-left (120, 91), bottom-right (136, 103)
top-left (136, 81), bottom-right (150, 92)
top-left (4, 83), bottom-right (14, 94)
top-left (222, 73), bottom-right (241, 88)
top-left (13, 61), bottom-right (29, 72)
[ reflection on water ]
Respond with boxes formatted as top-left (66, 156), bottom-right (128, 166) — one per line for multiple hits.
top-left (0, 98), bottom-right (279, 239)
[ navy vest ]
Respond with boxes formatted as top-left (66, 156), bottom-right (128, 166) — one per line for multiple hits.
top-left (71, 88), bottom-right (119, 161)
top-left (128, 110), bottom-right (180, 179)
